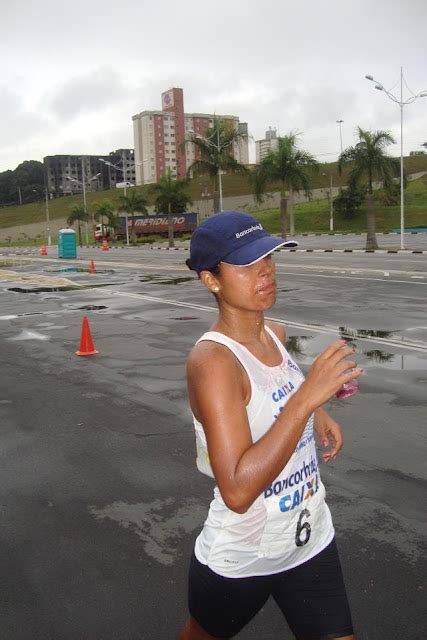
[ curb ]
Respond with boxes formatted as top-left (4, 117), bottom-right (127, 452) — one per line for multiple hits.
top-left (297, 231), bottom-right (426, 237)
top-left (145, 246), bottom-right (426, 255)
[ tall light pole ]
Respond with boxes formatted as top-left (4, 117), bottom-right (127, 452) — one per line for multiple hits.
top-left (66, 162), bottom-right (101, 245)
top-left (336, 120), bottom-right (344, 155)
top-left (99, 152), bottom-right (133, 246)
top-left (365, 68), bottom-right (427, 250)
top-left (323, 172), bottom-right (334, 231)
top-left (188, 122), bottom-right (225, 212)
top-left (45, 188), bottom-right (51, 246)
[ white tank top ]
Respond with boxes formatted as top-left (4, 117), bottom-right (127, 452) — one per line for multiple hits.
top-left (193, 326), bottom-right (334, 578)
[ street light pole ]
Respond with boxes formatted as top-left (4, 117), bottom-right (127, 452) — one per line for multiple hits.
top-left (66, 165), bottom-right (100, 245)
top-left (216, 125), bottom-right (223, 212)
top-left (45, 188), bottom-right (51, 246)
top-left (81, 157), bottom-right (89, 245)
top-left (336, 120), bottom-right (344, 155)
top-left (188, 123), bottom-right (224, 212)
top-left (365, 68), bottom-right (427, 250)
top-left (99, 154), bottom-right (131, 246)
top-left (323, 173), bottom-right (334, 231)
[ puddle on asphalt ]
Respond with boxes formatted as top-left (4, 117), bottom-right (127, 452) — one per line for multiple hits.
top-left (8, 283), bottom-right (115, 293)
top-left (339, 326), bottom-right (397, 340)
top-left (139, 275), bottom-right (196, 285)
top-left (286, 330), bottom-right (427, 372)
top-left (8, 286), bottom-right (78, 293)
top-left (8, 329), bottom-right (50, 341)
top-left (45, 267), bottom-right (115, 274)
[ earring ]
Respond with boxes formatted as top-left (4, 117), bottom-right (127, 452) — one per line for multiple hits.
top-left (213, 287), bottom-right (220, 293)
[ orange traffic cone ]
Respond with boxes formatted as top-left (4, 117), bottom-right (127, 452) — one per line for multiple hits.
top-left (89, 258), bottom-right (96, 273)
top-left (76, 316), bottom-right (98, 356)
top-left (40, 245), bottom-right (47, 256)
top-left (102, 239), bottom-right (109, 251)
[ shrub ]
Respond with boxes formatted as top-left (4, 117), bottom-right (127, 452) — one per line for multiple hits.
top-left (334, 185), bottom-right (366, 219)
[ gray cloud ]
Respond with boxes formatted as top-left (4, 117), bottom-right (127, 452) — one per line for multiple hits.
top-left (0, 87), bottom-right (51, 147)
top-left (1, 0), bottom-right (426, 171)
top-left (49, 66), bottom-right (131, 120)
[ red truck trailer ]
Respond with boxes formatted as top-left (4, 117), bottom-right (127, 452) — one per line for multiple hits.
top-left (94, 212), bottom-right (198, 241)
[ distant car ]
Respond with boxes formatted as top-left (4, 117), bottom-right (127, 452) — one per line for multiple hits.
top-left (115, 181), bottom-right (135, 188)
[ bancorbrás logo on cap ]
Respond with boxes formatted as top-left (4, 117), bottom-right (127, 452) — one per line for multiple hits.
top-left (188, 211), bottom-right (298, 273)
top-left (235, 224), bottom-right (263, 239)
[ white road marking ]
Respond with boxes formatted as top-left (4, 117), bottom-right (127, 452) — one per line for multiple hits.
top-left (108, 290), bottom-right (427, 353)
top-left (274, 270), bottom-right (427, 285)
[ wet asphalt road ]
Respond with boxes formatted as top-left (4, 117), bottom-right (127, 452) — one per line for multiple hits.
top-left (0, 244), bottom-right (426, 640)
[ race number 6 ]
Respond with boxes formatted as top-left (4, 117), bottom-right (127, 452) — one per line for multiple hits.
top-left (295, 508), bottom-right (311, 547)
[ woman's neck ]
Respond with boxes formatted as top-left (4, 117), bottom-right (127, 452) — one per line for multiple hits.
top-left (213, 307), bottom-right (267, 344)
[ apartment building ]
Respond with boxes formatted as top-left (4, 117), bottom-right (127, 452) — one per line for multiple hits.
top-left (132, 87), bottom-right (249, 185)
top-left (44, 149), bottom-right (135, 196)
top-left (255, 127), bottom-right (279, 164)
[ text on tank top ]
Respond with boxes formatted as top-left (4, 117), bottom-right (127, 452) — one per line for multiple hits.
top-left (192, 325), bottom-right (334, 578)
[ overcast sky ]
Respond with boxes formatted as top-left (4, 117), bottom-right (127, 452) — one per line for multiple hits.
top-left (1, 0), bottom-right (426, 172)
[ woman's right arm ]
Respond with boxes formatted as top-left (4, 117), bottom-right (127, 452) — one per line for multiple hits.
top-left (187, 340), bottom-right (361, 514)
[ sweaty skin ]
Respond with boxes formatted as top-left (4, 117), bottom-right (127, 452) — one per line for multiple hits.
top-left (187, 256), bottom-right (361, 514)
top-left (181, 255), bottom-right (359, 640)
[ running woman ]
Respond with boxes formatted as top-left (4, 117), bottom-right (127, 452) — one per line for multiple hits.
top-left (180, 212), bottom-right (361, 640)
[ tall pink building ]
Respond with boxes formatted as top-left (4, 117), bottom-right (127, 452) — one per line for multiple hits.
top-left (132, 88), bottom-right (249, 185)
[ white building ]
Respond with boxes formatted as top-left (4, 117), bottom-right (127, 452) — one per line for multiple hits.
top-left (255, 127), bottom-right (279, 164)
top-left (132, 87), bottom-right (249, 185)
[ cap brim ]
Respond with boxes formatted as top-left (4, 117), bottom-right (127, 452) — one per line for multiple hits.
top-left (222, 236), bottom-right (298, 267)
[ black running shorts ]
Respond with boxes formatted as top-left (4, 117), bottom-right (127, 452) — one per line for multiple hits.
top-left (188, 538), bottom-right (354, 639)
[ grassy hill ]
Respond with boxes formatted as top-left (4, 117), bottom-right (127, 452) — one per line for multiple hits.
top-left (256, 173), bottom-right (427, 234)
top-left (0, 155), bottom-right (426, 241)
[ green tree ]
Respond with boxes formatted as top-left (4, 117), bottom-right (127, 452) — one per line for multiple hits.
top-left (67, 204), bottom-right (89, 247)
top-left (338, 127), bottom-right (400, 249)
top-left (118, 191), bottom-right (149, 245)
top-left (0, 160), bottom-right (44, 206)
top-left (252, 132), bottom-right (318, 237)
top-left (149, 170), bottom-right (193, 248)
top-left (333, 184), bottom-right (366, 220)
top-left (185, 117), bottom-right (248, 212)
top-left (93, 199), bottom-right (117, 240)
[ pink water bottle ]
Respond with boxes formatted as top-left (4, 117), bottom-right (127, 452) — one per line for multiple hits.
top-left (336, 379), bottom-right (359, 399)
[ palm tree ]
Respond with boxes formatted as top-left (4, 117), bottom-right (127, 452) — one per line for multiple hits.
top-left (150, 170), bottom-right (192, 248)
top-left (185, 117), bottom-right (248, 212)
top-left (118, 191), bottom-right (149, 245)
top-left (93, 199), bottom-right (116, 241)
top-left (252, 132), bottom-right (318, 238)
top-left (338, 127), bottom-right (399, 249)
top-left (67, 204), bottom-right (89, 247)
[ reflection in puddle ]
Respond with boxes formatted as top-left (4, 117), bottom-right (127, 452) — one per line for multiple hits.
top-left (339, 327), bottom-right (397, 340)
top-left (46, 267), bottom-right (115, 274)
top-left (8, 283), bottom-right (115, 293)
top-left (139, 275), bottom-right (196, 285)
top-left (285, 330), bottom-right (427, 371)
top-left (286, 335), bottom-right (310, 358)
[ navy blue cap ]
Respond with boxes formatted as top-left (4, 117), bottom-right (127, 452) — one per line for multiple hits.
top-left (189, 211), bottom-right (298, 273)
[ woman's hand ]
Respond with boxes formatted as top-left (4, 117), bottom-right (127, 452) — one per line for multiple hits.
top-left (299, 340), bottom-right (362, 413)
top-left (314, 408), bottom-right (343, 463)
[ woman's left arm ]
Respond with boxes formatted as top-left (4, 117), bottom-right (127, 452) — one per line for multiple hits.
top-left (314, 406), bottom-right (343, 462)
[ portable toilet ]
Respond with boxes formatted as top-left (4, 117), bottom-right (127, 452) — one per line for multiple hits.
top-left (58, 228), bottom-right (77, 259)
